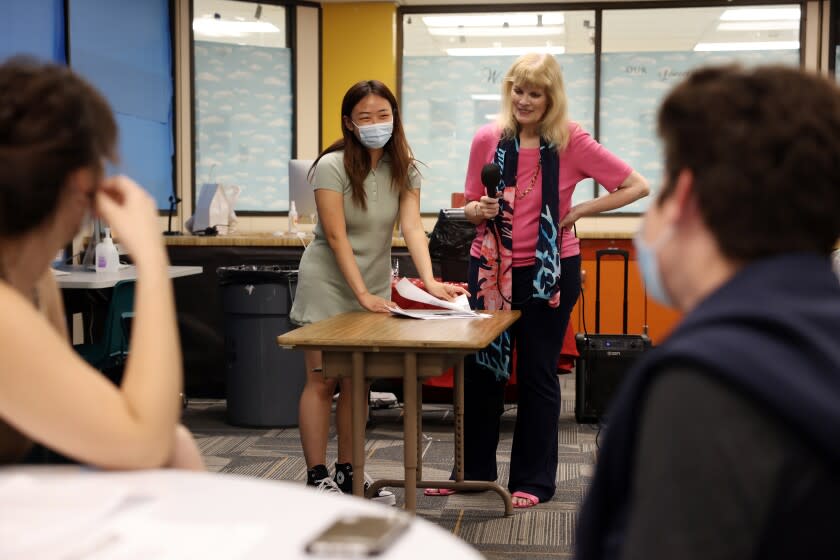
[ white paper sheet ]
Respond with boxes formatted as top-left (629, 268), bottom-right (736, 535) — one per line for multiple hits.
top-left (389, 278), bottom-right (487, 320)
top-left (0, 474), bottom-right (134, 558)
top-left (388, 308), bottom-right (489, 320)
top-left (0, 474), bottom-right (264, 560)
top-left (393, 278), bottom-right (471, 312)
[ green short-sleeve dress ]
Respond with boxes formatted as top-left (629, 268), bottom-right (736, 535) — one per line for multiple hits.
top-left (289, 151), bottom-right (420, 325)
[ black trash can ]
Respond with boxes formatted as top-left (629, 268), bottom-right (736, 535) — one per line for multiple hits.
top-left (428, 209), bottom-right (476, 283)
top-left (218, 265), bottom-right (306, 427)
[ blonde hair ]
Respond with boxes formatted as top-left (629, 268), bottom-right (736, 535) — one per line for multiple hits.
top-left (497, 53), bottom-right (570, 150)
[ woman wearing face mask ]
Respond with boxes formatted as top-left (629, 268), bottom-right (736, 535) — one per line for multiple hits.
top-left (290, 80), bottom-right (467, 502)
top-left (425, 53), bottom-right (648, 508)
top-left (0, 58), bottom-right (203, 470)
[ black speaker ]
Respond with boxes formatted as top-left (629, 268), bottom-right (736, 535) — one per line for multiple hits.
top-left (575, 333), bottom-right (650, 424)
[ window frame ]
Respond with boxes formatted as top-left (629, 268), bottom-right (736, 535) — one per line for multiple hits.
top-left (397, 0), bottom-right (806, 217)
top-left (188, 0), bottom-right (310, 217)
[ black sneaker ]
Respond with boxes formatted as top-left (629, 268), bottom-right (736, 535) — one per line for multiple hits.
top-left (306, 464), bottom-right (342, 494)
top-left (334, 462), bottom-right (396, 506)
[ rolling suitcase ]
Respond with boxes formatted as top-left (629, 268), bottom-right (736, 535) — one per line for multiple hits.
top-left (575, 248), bottom-right (651, 424)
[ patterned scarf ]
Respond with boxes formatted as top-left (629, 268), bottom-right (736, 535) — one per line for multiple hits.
top-left (475, 135), bottom-right (562, 380)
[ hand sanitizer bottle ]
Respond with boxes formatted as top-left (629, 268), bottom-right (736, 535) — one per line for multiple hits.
top-left (288, 201), bottom-right (299, 233)
top-left (95, 228), bottom-right (120, 273)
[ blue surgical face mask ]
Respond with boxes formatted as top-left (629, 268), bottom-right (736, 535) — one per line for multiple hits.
top-left (353, 121), bottom-right (393, 149)
top-left (633, 223), bottom-right (674, 307)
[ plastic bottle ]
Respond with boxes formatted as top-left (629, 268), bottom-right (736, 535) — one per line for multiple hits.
top-left (288, 201), bottom-right (299, 233)
top-left (95, 228), bottom-right (120, 273)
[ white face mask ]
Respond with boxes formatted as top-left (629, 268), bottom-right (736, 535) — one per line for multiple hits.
top-left (353, 121), bottom-right (393, 149)
top-left (633, 221), bottom-right (675, 307)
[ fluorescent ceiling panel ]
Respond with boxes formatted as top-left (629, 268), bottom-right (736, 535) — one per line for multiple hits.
top-left (423, 13), bottom-right (564, 28)
top-left (193, 18), bottom-right (280, 37)
top-left (717, 21), bottom-right (799, 31)
top-left (447, 46), bottom-right (565, 56)
top-left (428, 26), bottom-right (564, 37)
top-left (719, 8), bottom-right (801, 21)
top-left (694, 41), bottom-right (799, 51)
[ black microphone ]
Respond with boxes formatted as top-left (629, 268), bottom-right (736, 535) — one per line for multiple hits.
top-left (481, 163), bottom-right (502, 198)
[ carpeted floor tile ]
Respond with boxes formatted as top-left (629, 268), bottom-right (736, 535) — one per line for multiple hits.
top-left (183, 373), bottom-right (597, 559)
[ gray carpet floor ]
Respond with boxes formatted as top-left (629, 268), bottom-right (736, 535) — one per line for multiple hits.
top-left (182, 373), bottom-right (598, 559)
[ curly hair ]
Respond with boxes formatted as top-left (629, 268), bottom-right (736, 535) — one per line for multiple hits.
top-left (657, 64), bottom-right (840, 259)
top-left (0, 57), bottom-right (117, 238)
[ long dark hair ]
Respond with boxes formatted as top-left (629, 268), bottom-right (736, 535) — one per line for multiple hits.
top-left (312, 80), bottom-right (415, 210)
top-left (0, 57), bottom-right (117, 238)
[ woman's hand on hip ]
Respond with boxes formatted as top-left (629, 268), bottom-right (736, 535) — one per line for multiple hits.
top-left (558, 205), bottom-right (582, 230)
top-left (358, 292), bottom-right (395, 314)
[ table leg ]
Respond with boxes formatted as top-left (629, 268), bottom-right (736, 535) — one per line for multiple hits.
top-left (403, 352), bottom-right (418, 513)
top-left (352, 351), bottom-right (366, 498)
top-left (454, 358), bottom-right (465, 482)
top-left (416, 377), bottom-right (423, 482)
top-left (365, 355), bottom-right (512, 517)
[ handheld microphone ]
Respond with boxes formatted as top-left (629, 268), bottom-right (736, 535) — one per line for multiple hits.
top-left (480, 163), bottom-right (502, 198)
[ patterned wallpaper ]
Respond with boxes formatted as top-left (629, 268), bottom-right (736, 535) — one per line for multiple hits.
top-left (403, 50), bottom-right (797, 214)
top-left (601, 49), bottom-right (799, 213)
top-left (403, 55), bottom-right (595, 213)
top-left (194, 41), bottom-right (293, 212)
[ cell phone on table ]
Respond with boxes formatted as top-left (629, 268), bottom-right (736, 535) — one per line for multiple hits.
top-left (304, 513), bottom-right (411, 557)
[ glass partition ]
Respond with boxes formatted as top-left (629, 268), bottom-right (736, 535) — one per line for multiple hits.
top-left (401, 4), bottom-right (804, 215)
top-left (193, 0), bottom-right (292, 212)
top-left (600, 5), bottom-right (800, 212)
top-left (401, 10), bottom-right (596, 213)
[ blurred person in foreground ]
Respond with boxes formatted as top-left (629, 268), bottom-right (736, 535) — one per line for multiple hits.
top-left (577, 64), bottom-right (840, 559)
top-left (0, 57), bottom-right (202, 470)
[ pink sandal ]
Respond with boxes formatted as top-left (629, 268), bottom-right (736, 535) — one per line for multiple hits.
top-left (424, 488), bottom-right (457, 496)
top-left (511, 491), bottom-right (540, 509)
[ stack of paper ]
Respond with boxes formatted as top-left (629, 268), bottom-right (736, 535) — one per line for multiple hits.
top-left (388, 278), bottom-right (488, 320)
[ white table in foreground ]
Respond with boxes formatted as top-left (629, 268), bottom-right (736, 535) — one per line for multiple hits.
top-left (54, 265), bottom-right (203, 289)
top-left (0, 467), bottom-right (482, 560)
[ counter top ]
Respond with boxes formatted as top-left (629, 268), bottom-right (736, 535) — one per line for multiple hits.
top-left (575, 229), bottom-right (634, 239)
top-left (164, 232), bottom-right (409, 247)
top-left (161, 216), bottom-right (638, 247)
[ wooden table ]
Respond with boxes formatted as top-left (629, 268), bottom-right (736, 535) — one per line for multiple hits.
top-left (277, 310), bottom-right (520, 515)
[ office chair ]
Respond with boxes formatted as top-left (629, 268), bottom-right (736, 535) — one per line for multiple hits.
top-left (74, 280), bottom-right (136, 371)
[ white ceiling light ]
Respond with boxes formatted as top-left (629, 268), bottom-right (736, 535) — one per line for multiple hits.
top-left (193, 18), bottom-right (280, 37)
top-left (719, 8), bottom-right (801, 21)
top-left (717, 21), bottom-right (799, 31)
top-left (447, 46), bottom-right (565, 57)
top-left (423, 13), bottom-right (564, 28)
top-left (471, 94), bottom-right (502, 101)
top-left (429, 26), bottom-right (564, 37)
top-left (694, 41), bottom-right (799, 52)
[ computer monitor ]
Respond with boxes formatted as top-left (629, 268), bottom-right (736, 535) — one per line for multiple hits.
top-left (289, 159), bottom-right (317, 224)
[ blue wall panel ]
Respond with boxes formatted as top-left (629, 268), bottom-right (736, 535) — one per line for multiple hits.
top-left (69, 0), bottom-right (174, 208)
top-left (0, 0), bottom-right (65, 63)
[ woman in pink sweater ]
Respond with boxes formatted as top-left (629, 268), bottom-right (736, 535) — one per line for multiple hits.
top-left (428, 53), bottom-right (648, 508)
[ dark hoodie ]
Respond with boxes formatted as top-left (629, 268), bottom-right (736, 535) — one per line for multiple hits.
top-left (576, 253), bottom-right (840, 559)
